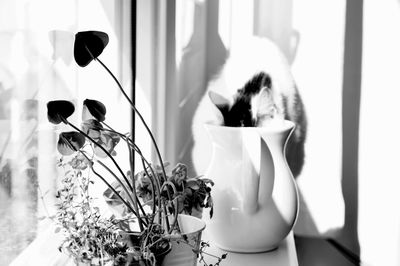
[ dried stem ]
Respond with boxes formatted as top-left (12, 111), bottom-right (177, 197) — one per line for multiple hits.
top-left (63, 118), bottom-right (145, 229)
top-left (95, 58), bottom-right (169, 188)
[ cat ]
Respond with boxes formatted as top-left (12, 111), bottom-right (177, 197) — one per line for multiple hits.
top-left (191, 37), bottom-right (307, 178)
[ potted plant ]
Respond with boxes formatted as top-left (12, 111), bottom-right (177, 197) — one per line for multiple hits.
top-left (45, 30), bottom-right (226, 266)
top-left (104, 162), bottom-right (214, 220)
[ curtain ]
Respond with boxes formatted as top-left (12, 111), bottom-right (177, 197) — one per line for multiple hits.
top-left (359, 1), bottom-right (400, 265)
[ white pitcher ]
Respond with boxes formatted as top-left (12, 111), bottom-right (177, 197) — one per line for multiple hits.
top-left (204, 120), bottom-right (299, 252)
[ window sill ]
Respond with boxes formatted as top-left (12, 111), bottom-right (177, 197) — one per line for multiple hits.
top-left (10, 221), bottom-right (298, 266)
top-left (10, 221), bottom-right (72, 266)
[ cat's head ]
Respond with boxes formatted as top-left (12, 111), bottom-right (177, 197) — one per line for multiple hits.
top-left (209, 72), bottom-right (281, 127)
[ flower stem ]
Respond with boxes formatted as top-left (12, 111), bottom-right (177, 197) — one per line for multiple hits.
top-left (96, 60), bottom-right (176, 233)
top-left (100, 125), bottom-right (160, 213)
top-left (159, 181), bottom-right (179, 233)
top-left (94, 159), bottom-right (146, 229)
top-left (95, 58), bottom-right (168, 184)
top-left (101, 125), bottom-right (163, 223)
top-left (65, 120), bottom-right (130, 190)
top-left (91, 163), bottom-right (138, 218)
top-left (78, 151), bottom-right (142, 223)
top-left (37, 185), bottom-right (53, 221)
top-left (127, 139), bottom-right (146, 229)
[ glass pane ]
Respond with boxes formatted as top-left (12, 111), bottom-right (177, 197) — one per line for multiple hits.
top-left (0, 1), bottom-right (133, 264)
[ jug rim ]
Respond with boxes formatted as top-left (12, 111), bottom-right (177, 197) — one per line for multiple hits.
top-left (204, 119), bottom-right (295, 133)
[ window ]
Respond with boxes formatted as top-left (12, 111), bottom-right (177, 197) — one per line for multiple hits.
top-left (3, 1), bottom-right (400, 265)
top-left (0, 1), bottom-right (134, 264)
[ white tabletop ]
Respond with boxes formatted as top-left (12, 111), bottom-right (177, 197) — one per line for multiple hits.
top-left (199, 229), bottom-right (298, 266)
top-left (11, 224), bottom-right (298, 266)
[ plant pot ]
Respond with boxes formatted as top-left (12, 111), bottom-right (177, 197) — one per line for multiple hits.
top-left (152, 241), bottom-right (172, 266)
top-left (75, 257), bottom-right (113, 266)
top-left (119, 229), bottom-right (172, 266)
top-left (161, 214), bottom-right (206, 266)
top-left (183, 207), bottom-right (203, 219)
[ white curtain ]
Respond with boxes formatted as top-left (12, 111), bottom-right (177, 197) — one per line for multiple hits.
top-left (359, 1), bottom-right (400, 265)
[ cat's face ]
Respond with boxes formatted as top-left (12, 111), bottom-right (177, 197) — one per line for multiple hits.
top-left (209, 72), bottom-right (278, 127)
top-left (220, 92), bottom-right (255, 127)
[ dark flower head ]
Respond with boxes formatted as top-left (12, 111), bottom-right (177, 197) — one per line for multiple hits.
top-left (57, 131), bottom-right (85, 156)
top-left (47, 100), bottom-right (75, 124)
top-left (83, 99), bottom-right (106, 122)
top-left (74, 31), bottom-right (109, 67)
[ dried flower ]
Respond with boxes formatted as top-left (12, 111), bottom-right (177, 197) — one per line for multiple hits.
top-left (47, 100), bottom-right (75, 124)
top-left (83, 99), bottom-right (107, 122)
top-left (57, 131), bottom-right (85, 156)
top-left (74, 31), bottom-right (109, 67)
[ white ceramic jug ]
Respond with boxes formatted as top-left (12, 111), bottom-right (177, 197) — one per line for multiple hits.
top-left (204, 120), bottom-right (299, 252)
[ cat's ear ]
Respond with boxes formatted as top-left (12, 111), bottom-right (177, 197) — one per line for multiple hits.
top-left (251, 87), bottom-right (276, 120)
top-left (208, 91), bottom-right (231, 112)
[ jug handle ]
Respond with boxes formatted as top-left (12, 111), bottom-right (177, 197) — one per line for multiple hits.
top-left (241, 130), bottom-right (275, 215)
top-left (241, 130), bottom-right (261, 215)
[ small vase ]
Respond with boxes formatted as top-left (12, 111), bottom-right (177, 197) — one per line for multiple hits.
top-left (119, 231), bottom-right (171, 266)
top-left (75, 257), bottom-right (113, 266)
top-left (162, 214), bottom-right (206, 266)
top-left (203, 120), bottom-right (299, 252)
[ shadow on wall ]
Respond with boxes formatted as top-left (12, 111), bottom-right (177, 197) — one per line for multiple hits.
top-left (177, 0), bottom-right (227, 177)
top-left (185, 0), bottom-right (362, 264)
top-left (253, 0), bottom-right (300, 65)
top-left (336, 0), bottom-right (362, 259)
top-left (253, 0), bottom-right (362, 264)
